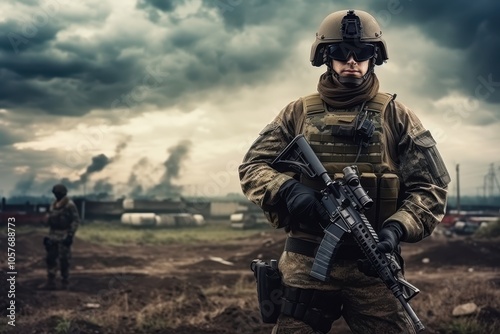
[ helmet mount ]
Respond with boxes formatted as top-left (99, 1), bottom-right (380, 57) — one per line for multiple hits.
top-left (341, 10), bottom-right (362, 41)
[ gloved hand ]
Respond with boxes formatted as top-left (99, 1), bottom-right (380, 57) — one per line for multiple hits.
top-left (278, 179), bottom-right (330, 225)
top-left (377, 222), bottom-right (404, 253)
top-left (357, 258), bottom-right (378, 278)
top-left (357, 222), bottom-right (404, 277)
top-left (62, 234), bottom-right (73, 247)
top-left (43, 236), bottom-right (52, 251)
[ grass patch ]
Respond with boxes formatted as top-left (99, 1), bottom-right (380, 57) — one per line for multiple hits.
top-left (410, 276), bottom-right (500, 333)
top-left (438, 318), bottom-right (500, 334)
top-left (14, 222), bottom-right (271, 246)
top-left (204, 274), bottom-right (255, 297)
top-left (474, 219), bottom-right (500, 238)
top-left (54, 317), bottom-right (72, 334)
top-left (78, 222), bottom-right (269, 245)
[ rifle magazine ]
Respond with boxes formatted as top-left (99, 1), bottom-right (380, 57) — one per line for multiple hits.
top-left (310, 223), bottom-right (346, 281)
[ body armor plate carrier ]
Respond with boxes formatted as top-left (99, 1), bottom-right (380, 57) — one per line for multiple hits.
top-left (301, 92), bottom-right (399, 231)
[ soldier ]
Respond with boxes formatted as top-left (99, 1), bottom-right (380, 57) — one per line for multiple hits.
top-left (239, 9), bottom-right (450, 334)
top-left (42, 183), bottom-right (80, 290)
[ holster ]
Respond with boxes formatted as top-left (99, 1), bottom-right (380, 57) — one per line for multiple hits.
top-left (43, 236), bottom-right (53, 251)
top-left (250, 259), bottom-right (283, 324)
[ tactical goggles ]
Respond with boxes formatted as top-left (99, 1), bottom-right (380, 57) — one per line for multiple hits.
top-left (326, 43), bottom-right (376, 62)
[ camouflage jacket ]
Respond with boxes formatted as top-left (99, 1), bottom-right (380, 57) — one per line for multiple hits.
top-left (238, 93), bottom-right (450, 243)
top-left (47, 196), bottom-right (80, 239)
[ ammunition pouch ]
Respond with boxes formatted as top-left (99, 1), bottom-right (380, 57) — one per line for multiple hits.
top-left (43, 236), bottom-right (54, 252)
top-left (250, 259), bottom-right (283, 324)
top-left (250, 258), bottom-right (340, 333)
top-left (360, 173), bottom-right (400, 231)
top-left (281, 285), bottom-right (340, 334)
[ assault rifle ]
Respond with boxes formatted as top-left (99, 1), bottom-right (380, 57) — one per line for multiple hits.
top-left (271, 134), bottom-right (425, 332)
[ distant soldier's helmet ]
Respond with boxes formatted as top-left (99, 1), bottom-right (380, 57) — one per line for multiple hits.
top-left (52, 184), bottom-right (68, 196)
top-left (310, 9), bottom-right (388, 67)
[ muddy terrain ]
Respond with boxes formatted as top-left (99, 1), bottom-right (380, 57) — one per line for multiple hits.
top-left (1, 226), bottom-right (499, 334)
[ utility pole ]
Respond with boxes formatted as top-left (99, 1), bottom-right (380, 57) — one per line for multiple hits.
top-left (488, 164), bottom-right (494, 199)
top-left (456, 164), bottom-right (461, 214)
top-left (494, 164), bottom-right (500, 196)
top-left (483, 164), bottom-right (500, 199)
top-left (82, 181), bottom-right (86, 224)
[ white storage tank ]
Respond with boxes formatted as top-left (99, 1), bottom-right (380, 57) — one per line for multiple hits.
top-left (174, 213), bottom-right (196, 226)
top-left (120, 213), bottom-right (158, 226)
top-left (193, 214), bottom-right (205, 226)
top-left (156, 214), bottom-right (177, 227)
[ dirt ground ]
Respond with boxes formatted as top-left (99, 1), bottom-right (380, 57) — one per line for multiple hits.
top-left (1, 225), bottom-right (499, 334)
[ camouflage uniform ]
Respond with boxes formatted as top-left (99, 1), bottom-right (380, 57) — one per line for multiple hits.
top-left (239, 9), bottom-right (450, 333)
top-left (45, 195), bottom-right (80, 286)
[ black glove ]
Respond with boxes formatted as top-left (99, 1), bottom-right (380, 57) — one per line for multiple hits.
top-left (43, 236), bottom-right (52, 251)
top-left (278, 179), bottom-right (330, 225)
top-left (357, 222), bottom-right (404, 277)
top-left (377, 222), bottom-right (404, 253)
top-left (357, 258), bottom-right (378, 278)
top-left (62, 234), bottom-right (73, 247)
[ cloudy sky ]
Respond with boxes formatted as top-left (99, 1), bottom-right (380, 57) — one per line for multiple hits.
top-left (0, 0), bottom-right (499, 199)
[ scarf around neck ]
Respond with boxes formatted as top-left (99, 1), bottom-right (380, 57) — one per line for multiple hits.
top-left (51, 196), bottom-right (69, 210)
top-left (317, 70), bottom-right (380, 109)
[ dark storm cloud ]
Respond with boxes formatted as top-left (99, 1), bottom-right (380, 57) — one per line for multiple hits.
top-left (0, 0), bottom-right (325, 119)
top-left (136, 0), bottom-right (182, 22)
top-left (0, 1), bottom-right (130, 116)
top-left (0, 19), bottom-right (61, 53)
top-left (136, 0), bottom-right (182, 13)
top-left (0, 45), bottom-right (141, 116)
top-left (202, 0), bottom-right (293, 30)
top-left (368, 0), bottom-right (500, 103)
top-left (3, 0), bottom-right (497, 121)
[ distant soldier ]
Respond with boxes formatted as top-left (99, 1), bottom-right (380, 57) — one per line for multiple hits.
top-left (42, 184), bottom-right (80, 290)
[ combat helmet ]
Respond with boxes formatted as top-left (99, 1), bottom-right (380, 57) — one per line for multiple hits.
top-left (310, 9), bottom-right (388, 67)
top-left (52, 184), bottom-right (68, 196)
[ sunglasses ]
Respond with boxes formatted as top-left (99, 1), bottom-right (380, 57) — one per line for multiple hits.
top-left (326, 43), bottom-right (376, 62)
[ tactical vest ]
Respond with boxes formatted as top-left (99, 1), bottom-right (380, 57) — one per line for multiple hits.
top-left (48, 202), bottom-right (74, 231)
top-left (301, 92), bottom-right (399, 231)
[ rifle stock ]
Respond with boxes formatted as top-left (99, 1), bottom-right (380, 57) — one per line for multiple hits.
top-left (271, 134), bottom-right (425, 332)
